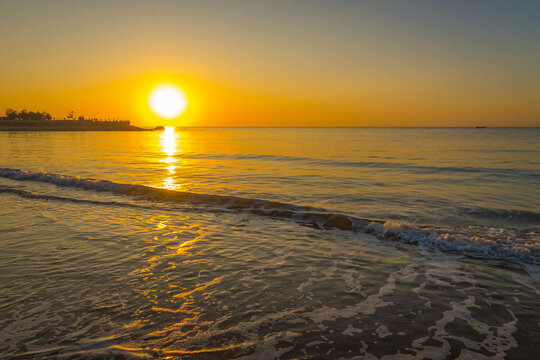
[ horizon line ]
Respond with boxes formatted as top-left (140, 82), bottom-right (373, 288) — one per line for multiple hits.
top-left (153, 125), bottom-right (540, 129)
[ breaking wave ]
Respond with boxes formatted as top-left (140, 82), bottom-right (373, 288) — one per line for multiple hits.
top-left (1, 167), bottom-right (538, 264)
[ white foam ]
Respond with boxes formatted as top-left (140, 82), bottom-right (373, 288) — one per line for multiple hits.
top-left (366, 221), bottom-right (539, 264)
top-left (375, 325), bottom-right (391, 338)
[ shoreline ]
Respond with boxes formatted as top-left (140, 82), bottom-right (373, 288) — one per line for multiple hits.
top-left (0, 120), bottom-right (155, 131)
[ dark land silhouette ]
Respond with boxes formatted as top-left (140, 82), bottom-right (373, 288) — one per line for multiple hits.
top-left (0, 109), bottom-right (151, 131)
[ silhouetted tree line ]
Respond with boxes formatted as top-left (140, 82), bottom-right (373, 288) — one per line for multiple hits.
top-left (2, 109), bottom-right (129, 123)
top-left (3, 108), bottom-right (52, 121)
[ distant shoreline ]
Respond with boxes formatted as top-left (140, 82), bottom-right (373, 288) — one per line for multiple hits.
top-left (0, 120), bottom-right (157, 131)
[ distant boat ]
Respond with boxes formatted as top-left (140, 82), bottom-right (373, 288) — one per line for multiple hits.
top-left (476, 126), bottom-right (486, 128)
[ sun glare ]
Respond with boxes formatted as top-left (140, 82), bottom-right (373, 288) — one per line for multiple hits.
top-left (149, 84), bottom-right (187, 119)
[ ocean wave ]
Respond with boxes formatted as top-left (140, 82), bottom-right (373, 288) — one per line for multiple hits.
top-left (173, 153), bottom-right (540, 179)
top-left (365, 222), bottom-right (539, 264)
top-left (462, 206), bottom-right (540, 223)
top-left (0, 186), bottom-right (153, 210)
top-left (1, 167), bottom-right (538, 264)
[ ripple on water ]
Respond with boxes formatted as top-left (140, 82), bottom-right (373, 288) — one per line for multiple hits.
top-left (0, 191), bottom-right (538, 359)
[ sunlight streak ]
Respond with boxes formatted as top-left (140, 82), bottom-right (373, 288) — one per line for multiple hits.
top-left (161, 126), bottom-right (178, 156)
top-left (160, 126), bottom-right (181, 190)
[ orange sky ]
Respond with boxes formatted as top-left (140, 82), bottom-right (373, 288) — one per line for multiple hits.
top-left (1, 1), bottom-right (539, 127)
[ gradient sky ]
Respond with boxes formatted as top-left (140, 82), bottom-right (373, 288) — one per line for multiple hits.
top-left (1, 0), bottom-right (539, 127)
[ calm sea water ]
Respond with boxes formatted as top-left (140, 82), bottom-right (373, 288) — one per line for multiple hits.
top-left (0, 127), bottom-right (539, 359)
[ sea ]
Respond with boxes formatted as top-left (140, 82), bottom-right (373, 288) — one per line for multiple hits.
top-left (0, 127), bottom-right (538, 359)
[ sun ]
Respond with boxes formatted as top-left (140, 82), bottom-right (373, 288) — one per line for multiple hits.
top-left (148, 84), bottom-right (188, 119)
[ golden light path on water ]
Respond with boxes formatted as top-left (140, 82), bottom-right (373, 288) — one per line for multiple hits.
top-left (160, 126), bottom-right (180, 190)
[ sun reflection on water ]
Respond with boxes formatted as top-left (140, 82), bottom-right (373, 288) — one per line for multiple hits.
top-left (160, 126), bottom-right (181, 190)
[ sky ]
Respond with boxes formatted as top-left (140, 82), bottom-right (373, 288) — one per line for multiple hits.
top-left (0, 0), bottom-right (539, 127)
